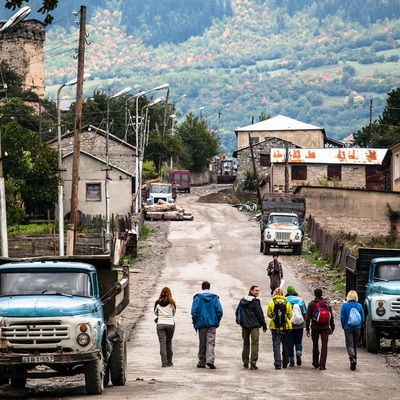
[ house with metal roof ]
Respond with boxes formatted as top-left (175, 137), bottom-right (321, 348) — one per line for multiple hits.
top-left (234, 115), bottom-right (327, 149)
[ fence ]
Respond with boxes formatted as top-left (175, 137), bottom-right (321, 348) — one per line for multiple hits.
top-left (8, 213), bottom-right (139, 259)
top-left (306, 215), bottom-right (349, 271)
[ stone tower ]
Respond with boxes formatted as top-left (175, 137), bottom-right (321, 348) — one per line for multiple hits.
top-left (0, 19), bottom-right (45, 97)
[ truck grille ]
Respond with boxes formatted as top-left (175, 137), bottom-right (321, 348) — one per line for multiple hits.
top-left (2, 322), bottom-right (69, 345)
top-left (276, 232), bottom-right (291, 241)
top-left (154, 196), bottom-right (168, 203)
top-left (391, 300), bottom-right (400, 313)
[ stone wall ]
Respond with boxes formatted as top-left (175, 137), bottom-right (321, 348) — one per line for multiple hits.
top-left (0, 20), bottom-right (45, 97)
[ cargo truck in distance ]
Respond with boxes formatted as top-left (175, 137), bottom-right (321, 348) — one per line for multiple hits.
top-left (0, 255), bottom-right (129, 395)
top-left (346, 247), bottom-right (400, 353)
top-left (259, 193), bottom-right (306, 255)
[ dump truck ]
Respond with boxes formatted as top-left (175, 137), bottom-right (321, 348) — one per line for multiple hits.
top-left (0, 255), bottom-right (129, 395)
top-left (145, 181), bottom-right (177, 205)
top-left (346, 247), bottom-right (400, 353)
top-left (259, 193), bottom-right (306, 255)
top-left (216, 153), bottom-right (236, 184)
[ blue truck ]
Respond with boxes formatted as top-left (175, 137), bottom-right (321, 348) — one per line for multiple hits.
top-left (0, 255), bottom-right (129, 395)
top-left (346, 247), bottom-right (400, 353)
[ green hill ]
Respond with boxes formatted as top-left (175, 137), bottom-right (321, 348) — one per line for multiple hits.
top-left (43, 0), bottom-right (400, 155)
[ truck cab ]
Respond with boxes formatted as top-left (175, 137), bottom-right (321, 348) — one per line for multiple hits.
top-left (260, 194), bottom-right (306, 255)
top-left (0, 256), bottom-right (129, 395)
top-left (346, 248), bottom-right (400, 353)
top-left (146, 182), bottom-right (176, 205)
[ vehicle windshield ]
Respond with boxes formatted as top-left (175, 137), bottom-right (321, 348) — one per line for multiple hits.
top-left (374, 264), bottom-right (400, 281)
top-left (151, 185), bottom-right (172, 194)
top-left (270, 215), bottom-right (298, 224)
top-left (0, 271), bottom-right (92, 297)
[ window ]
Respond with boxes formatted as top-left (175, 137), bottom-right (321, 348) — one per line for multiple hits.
top-left (250, 137), bottom-right (259, 145)
top-left (395, 153), bottom-right (400, 179)
top-left (260, 154), bottom-right (271, 167)
top-left (86, 183), bottom-right (101, 201)
top-left (291, 165), bottom-right (307, 180)
top-left (327, 165), bottom-right (341, 181)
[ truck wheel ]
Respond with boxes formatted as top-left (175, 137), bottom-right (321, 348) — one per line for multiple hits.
top-left (84, 352), bottom-right (105, 395)
top-left (263, 243), bottom-right (270, 255)
top-left (0, 377), bottom-right (8, 386)
top-left (259, 240), bottom-right (263, 253)
top-left (110, 333), bottom-right (127, 386)
top-left (294, 243), bottom-right (303, 255)
top-left (10, 377), bottom-right (26, 388)
top-left (366, 314), bottom-right (380, 353)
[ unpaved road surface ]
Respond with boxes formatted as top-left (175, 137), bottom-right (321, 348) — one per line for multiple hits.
top-left (1, 185), bottom-right (399, 399)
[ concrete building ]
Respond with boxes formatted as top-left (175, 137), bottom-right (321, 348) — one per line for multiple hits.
top-left (0, 19), bottom-right (45, 97)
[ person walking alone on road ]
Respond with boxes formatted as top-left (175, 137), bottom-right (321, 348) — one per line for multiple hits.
top-left (285, 285), bottom-right (306, 367)
top-left (267, 253), bottom-right (283, 295)
top-left (340, 290), bottom-right (365, 371)
top-left (235, 285), bottom-right (267, 370)
top-left (191, 281), bottom-right (223, 369)
top-left (267, 287), bottom-right (293, 369)
top-left (305, 288), bottom-right (335, 370)
top-left (154, 287), bottom-right (176, 367)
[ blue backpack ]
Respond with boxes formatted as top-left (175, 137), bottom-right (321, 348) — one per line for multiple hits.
top-left (348, 306), bottom-right (362, 327)
top-left (236, 301), bottom-right (244, 325)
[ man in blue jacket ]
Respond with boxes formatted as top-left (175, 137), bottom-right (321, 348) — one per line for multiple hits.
top-left (191, 281), bottom-right (223, 369)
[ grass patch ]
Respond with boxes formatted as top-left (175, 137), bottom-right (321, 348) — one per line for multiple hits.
top-left (8, 223), bottom-right (56, 237)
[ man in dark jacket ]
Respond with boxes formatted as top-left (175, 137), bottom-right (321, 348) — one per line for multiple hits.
top-left (267, 253), bottom-right (283, 295)
top-left (235, 285), bottom-right (267, 370)
top-left (305, 288), bottom-right (335, 370)
top-left (191, 281), bottom-right (223, 369)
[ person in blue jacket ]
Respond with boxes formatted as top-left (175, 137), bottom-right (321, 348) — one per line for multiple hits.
top-left (191, 281), bottom-right (223, 369)
top-left (340, 290), bottom-right (365, 371)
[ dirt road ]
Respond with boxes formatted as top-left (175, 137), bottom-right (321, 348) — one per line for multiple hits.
top-left (1, 185), bottom-right (398, 399)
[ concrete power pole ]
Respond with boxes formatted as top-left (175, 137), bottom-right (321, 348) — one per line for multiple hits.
top-left (69, 5), bottom-right (87, 254)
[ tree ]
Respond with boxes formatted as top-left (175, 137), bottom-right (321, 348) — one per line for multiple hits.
top-left (1, 121), bottom-right (58, 222)
top-left (176, 112), bottom-right (220, 173)
top-left (5, 0), bottom-right (59, 25)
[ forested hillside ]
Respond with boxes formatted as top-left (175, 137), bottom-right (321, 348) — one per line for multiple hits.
top-left (30, 0), bottom-right (400, 154)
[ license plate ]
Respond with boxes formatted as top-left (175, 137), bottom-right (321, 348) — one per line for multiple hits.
top-left (277, 242), bottom-right (287, 246)
top-left (22, 355), bottom-right (54, 363)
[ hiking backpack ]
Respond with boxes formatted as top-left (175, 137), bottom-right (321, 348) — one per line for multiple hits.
top-left (273, 299), bottom-right (287, 328)
top-left (290, 303), bottom-right (304, 325)
top-left (312, 301), bottom-right (331, 325)
top-left (348, 306), bottom-right (362, 327)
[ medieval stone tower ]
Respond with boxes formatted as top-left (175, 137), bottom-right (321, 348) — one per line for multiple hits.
top-left (0, 19), bottom-right (45, 98)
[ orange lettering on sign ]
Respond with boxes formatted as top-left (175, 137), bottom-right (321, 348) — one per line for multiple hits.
top-left (366, 150), bottom-right (377, 162)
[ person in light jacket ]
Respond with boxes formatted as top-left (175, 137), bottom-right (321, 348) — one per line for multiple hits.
top-left (191, 281), bottom-right (223, 369)
top-left (285, 285), bottom-right (307, 367)
top-left (154, 287), bottom-right (176, 367)
top-left (340, 290), bottom-right (365, 371)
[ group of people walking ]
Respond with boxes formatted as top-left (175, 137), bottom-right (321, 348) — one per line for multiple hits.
top-left (153, 253), bottom-right (365, 372)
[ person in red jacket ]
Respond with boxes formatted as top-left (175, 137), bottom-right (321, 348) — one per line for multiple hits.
top-left (305, 288), bottom-right (335, 370)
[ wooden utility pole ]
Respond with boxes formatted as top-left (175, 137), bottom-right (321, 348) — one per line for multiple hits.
top-left (248, 133), bottom-right (262, 205)
top-left (285, 142), bottom-right (289, 194)
top-left (69, 5), bottom-right (87, 254)
top-left (368, 99), bottom-right (373, 147)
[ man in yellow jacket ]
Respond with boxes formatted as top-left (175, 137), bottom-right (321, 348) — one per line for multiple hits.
top-left (267, 287), bottom-right (293, 369)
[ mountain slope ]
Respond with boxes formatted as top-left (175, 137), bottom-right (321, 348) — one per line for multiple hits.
top-left (43, 0), bottom-right (400, 155)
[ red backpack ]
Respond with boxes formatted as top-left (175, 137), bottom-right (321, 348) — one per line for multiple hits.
top-left (312, 301), bottom-right (331, 325)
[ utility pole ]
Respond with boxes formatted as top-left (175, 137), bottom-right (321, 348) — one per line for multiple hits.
top-left (69, 5), bottom-right (87, 254)
top-left (368, 99), bottom-right (373, 147)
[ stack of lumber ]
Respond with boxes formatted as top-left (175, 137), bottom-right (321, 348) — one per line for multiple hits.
top-left (144, 201), bottom-right (194, 221)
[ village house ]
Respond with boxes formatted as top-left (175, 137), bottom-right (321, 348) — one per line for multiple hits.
top-left (234, 115), bottom-right (327, 150)
top-left (389, 141), bottom-right (400, 191)
top-left (270, 147), bottom-right (389, 192)
top-left (48, 125), bottom-right (137, 219)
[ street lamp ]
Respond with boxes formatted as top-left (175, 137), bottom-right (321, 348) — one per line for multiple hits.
top-left (169, 114), bottom-right (176, 169)
top-left (105, 87), bottom-right (131, 253)
top-left (134, 84), bottom-right (169, 215)
top-left (199, 107), bottom-right (205, 119)
top-left (0, 6), bottom-right (32, 257)
top-left (217, 103), bottom-right (230, 132)
top-left (56, 73), bottom-right (90, 256)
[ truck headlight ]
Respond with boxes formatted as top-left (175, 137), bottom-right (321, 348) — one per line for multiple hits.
top-left (376, 306), bottom-right (386, 316)
top-left (266, 233), bottom-right (271, 239)
top-left (77, 333), bottom-right (90, 346)
top-left (294, 233), bottom-right (300, 240)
